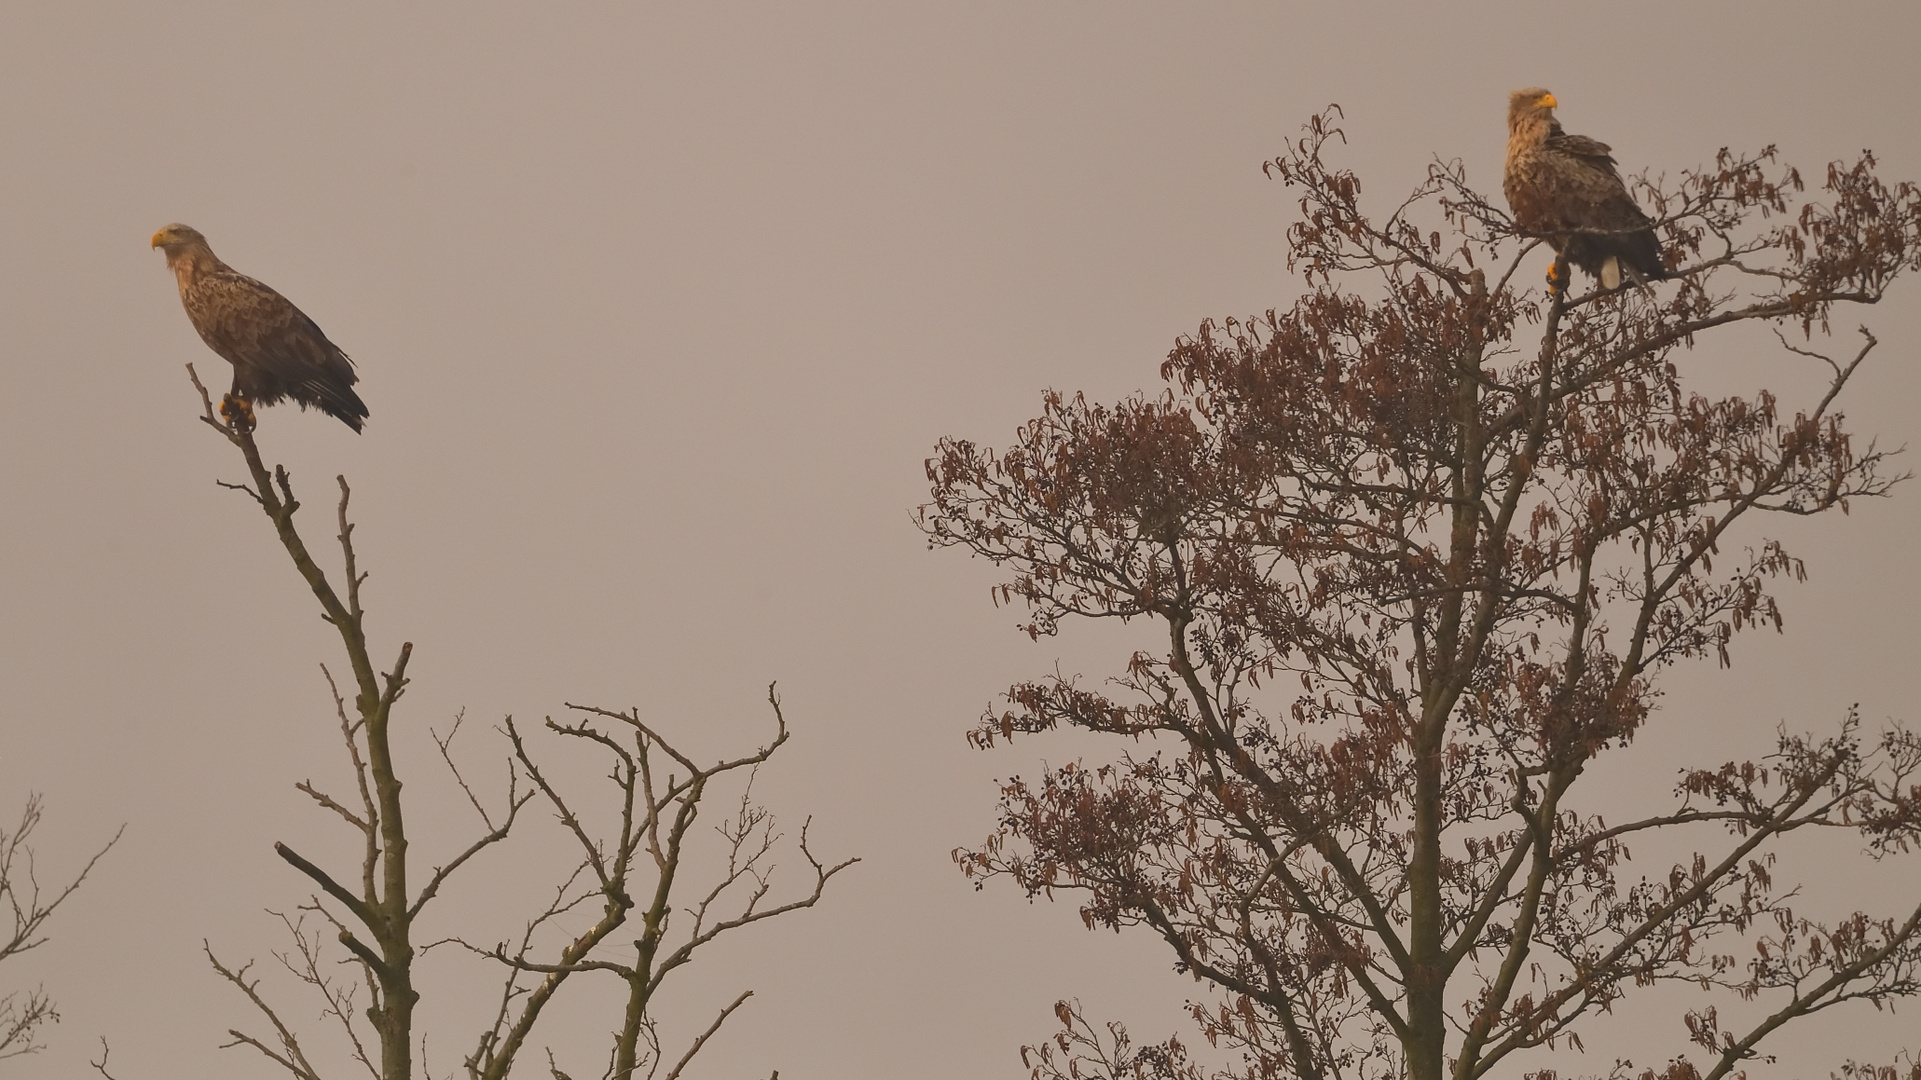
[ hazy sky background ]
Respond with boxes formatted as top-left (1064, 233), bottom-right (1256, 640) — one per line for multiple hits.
top-left (3, 3), bottom-right (1918, 1078)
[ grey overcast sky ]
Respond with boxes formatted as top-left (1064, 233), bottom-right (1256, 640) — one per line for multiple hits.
top-left (2, 3), bottom-right (1918, 1078)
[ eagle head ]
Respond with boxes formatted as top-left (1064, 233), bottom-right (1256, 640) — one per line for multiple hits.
top-left (1507, 88), bottom-right (1559, 136)
top-left (150, 223), bottom-right (208, 253)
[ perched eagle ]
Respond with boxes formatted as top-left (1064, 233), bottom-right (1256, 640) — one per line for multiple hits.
top-left (1503, 89), bottom-right (1666, 291)
top-left (152, 224), bottom-right (369, 432)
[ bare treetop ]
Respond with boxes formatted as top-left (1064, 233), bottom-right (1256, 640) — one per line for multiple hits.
top-left (182, 369), bottom-right (853, 1080)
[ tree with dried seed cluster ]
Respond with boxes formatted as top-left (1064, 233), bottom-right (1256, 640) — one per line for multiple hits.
top-left (921, 107), bottom-right (1921, 1080)
top-left (171, 373), bottom-right (853, 1080)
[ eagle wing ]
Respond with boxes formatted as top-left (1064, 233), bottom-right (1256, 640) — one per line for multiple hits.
top-left (186, 270), bottom-right (368, 429)
top-left (1545, 133), bottom-right (1617, 166)
top-left (1534, 134), bottom-right (1653, 235)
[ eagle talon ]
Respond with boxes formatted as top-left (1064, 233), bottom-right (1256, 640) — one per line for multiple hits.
top-left (220, 393), bottom-right (257, 433)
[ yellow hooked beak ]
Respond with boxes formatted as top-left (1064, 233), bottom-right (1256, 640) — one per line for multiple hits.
top-left (150, 229), bottom-right (168, 248)
top-left (1539, 92), bottom-right (1558, 108)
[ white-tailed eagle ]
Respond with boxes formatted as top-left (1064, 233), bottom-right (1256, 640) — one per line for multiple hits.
top-left (1504, 89), bottom-right (1666, 291)
top-left (152, 224), bottom-right (368, 431)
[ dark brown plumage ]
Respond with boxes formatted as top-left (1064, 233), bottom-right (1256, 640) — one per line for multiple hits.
top-left (152, 224), bottom-right (369, 432)
top-left (1503, 88), bottom-right (1666, 291)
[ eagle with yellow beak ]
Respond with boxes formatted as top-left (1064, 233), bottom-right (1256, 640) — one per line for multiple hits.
top-left (152, 224), bottom-right (369, 432)
top-left (1504, 88), bottom-right (1667, 292)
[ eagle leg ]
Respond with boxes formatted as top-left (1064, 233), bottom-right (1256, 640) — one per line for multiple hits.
top-left (1545, 256), bottom-right (1570, 297)
top-left (220, 393), bottom-right (257, 434)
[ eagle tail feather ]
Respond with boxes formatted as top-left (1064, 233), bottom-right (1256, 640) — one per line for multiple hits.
top-left (291, 377), bottom-right (370, 432)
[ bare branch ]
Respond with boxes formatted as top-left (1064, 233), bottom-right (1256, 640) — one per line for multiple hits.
top-left (206, 943), bottom-right (326, 1080)
top-left (661, 990), bottom-right (751, 1080)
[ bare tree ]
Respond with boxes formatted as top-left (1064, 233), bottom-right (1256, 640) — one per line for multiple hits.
top-left (0, 795), bottom-right (120, 1061)
top-left (922, 108), bottom-right (1921, 1080)
top-left (454, 695), bottom-right (854, 1080)
top-left (186, 373), bottom-right (851, 1080)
